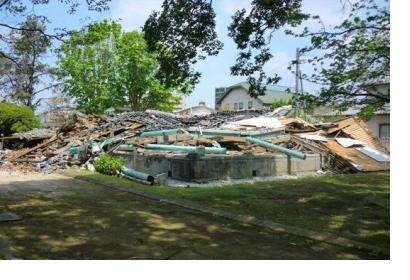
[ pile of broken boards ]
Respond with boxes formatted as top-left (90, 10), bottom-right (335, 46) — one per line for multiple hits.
top-left (0, 108), bottom-right (281, 172)
top-left (0, 106), bottom-right (390, 174)
top-left (285, 117), bottom-right (390, 172)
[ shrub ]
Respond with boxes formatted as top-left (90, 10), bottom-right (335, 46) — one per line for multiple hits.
top-left (0, 102), bottom-right (40, 136)
top-left (94, 154), bottom-right (124, 175)
top-left (271, 96), bottom-right (295, 109)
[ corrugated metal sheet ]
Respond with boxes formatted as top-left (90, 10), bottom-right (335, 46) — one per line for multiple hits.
top-left (323, 140), bottom-right (390, 172)
top-left (356, 146), bottom-right (390, 162)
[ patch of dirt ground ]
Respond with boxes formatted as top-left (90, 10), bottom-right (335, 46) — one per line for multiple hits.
top-left (0, 172), bottom-right (386, 259)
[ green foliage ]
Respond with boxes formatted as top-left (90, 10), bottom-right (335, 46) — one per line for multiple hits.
top-left (0, 102), bottom-right (40, 136)
top-left (291, 0), bottom-right (390, 117)
top-left (227, 0), bottom-right (389, 118)
top-left (228, 0), bottom-right (308, 97)
top-left (0, 16), bottom-right (57, 109)
top-left (0, 1), bottom-right (110, 15)
top-left (143, 0), bottom-right (223, 95)
top-left (59, 21), bottom-right (178, 114)
top-left (94, 154), bottom-right (124, 176)
top-left (271, 97), bottom-right (295, 109)
top-left (358, 105), bottom-right (376, 122)
top-left (1, 1), bottom-right (112, 111)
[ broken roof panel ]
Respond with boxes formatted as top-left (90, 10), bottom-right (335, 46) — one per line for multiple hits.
top-left (299, 134), bottom-right (328, 142)
top-left (356, 146), bottom-right (390, 162)
top-left (326, 117), bottom-right (389, 153)
top-left (221, 116), bottom-right (285, 130)
top-left (335, 137), bottom-right (366, 148)
top-left (322, 140), bottom-right (390, 172)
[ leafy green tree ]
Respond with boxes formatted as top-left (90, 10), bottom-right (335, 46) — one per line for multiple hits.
top-left (0, 16), bottom-right (59, 109)
top-left (291, 0), bottom-right (390, 115)
top-left (0, 0), bottom-right (111, 65)
top-left (143, 0), bottom-right (223, 94)
top-left (228, 0), bottom-right (389, 116)
top-left (0, 102), bottom-right (40, 136)
top-left (58, 21), bottom-right (122, 114)
top-left (116, 31), bottom-right (180, 112)
top-left (228, 0), bottom-right (308, 97)
top-left (59, 21), bottom-right (178, 114)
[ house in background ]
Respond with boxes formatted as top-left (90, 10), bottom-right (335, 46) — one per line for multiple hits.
top-left (215, 82), bottom-right (294, 112)
top-left (176, 101), bottom-right (215, 117)
top-left (214, 87), bottom-right (227, 111)
top-left (314, 105), bottom-right (390, 149)
top-left (313, 80), bottom-right (390, 149)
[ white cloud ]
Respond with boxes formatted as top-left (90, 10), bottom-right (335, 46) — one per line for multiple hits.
top-left (111, 0), bottom-right (163, 31)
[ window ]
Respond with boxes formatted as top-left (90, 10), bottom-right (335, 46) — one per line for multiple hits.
top-left (379, 123), bottom-right (390, 147)
top-left (234, 103), bottom-right (238, 110)
top-left (239, 102), bottom-right (243, 110)
top-left (248, 101), bottom-right (253, 109)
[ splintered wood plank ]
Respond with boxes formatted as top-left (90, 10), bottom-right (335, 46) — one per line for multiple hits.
top-left (11, 135), bottom-right (58, 160)
top-left (323, 140), bottom-right (389, 172)
top-left (271, 134), bottom-right (291, 144)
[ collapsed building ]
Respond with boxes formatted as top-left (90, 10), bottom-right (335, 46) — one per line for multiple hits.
top-left (0, 106), bottom-right (390, 184)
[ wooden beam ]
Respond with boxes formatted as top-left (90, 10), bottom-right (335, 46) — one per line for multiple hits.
top-left (271, 134), bottom-right (291, 144)
top-left (11, 135), bottom-right (57, 160)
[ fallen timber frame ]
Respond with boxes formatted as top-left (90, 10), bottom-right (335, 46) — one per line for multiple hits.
top-left (10, 135), bottom-right (58, 160)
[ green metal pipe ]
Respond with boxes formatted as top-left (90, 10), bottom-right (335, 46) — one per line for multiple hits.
top-left (194, 130), bottom-right (248, 137)
top-left (246, 137), bottom-right (306, 160)
top-left (117, 144), bottom-right (135, 151)
top-left (99, 138), bottom-right (113, 149)
top-left (189, 129), bottom-right (284, 139)
top-left (121, 166), bottom-right (155, 185)
top-left (146, 144), bottom-right (227, 154)
top-left (141, 129), bottom-right (179, 137)
top-left (251, 130), bottom-right (284, 139)
top-left (68, 146), bottom-right (79, 155)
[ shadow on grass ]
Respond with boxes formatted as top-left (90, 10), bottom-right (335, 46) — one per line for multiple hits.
top-left (66, 170), bottom-right (390, 251)
top-left (0, 175), bottom-right (387, 260)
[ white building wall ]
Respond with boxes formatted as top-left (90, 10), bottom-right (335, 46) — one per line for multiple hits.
top-left (219, 88), bottom-right (264, 111)
top-left (366, 114), bottom-right (390, 148)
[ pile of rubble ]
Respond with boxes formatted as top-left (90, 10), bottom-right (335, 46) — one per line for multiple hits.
top-left (0, 106), bottom-right (390, 175)
top-left (288, 117), bottom-right (390, 172)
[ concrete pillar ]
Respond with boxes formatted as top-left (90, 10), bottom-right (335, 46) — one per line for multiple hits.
top-left (287, 155), bottom-right (292, 175)
top-left (196, 146), bottom-right (206, 157)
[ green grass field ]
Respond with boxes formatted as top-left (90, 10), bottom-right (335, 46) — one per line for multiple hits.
top-left (65, 169), bottom-right (390, 250)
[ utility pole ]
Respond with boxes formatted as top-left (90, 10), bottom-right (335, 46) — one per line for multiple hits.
top-left (294, 48), bottom-right (300, 117)
top-left (294, 48), bottom-right (306, 119)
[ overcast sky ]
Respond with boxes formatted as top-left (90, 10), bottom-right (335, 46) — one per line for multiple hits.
top-left (11, 0), bottom-right (383, 109)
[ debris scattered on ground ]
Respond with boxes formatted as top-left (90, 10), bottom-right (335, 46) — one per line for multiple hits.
top-left (10, 128), bottom-right (55, 141)
top-left (0, 107), bottom-right (389, 176)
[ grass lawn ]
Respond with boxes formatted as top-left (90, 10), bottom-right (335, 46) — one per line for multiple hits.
top-left (65, 169), bottom-right (390, 250)
top-left (0, 173), bottom-right (380, 259)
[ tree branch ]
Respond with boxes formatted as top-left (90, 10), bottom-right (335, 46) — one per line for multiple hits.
top-left (303, 25), bottom-right (389, 38)
top-left (0, 50), bottom-right (18, 65)
top-left (0, 0), bottom-right (11, 8)
top-left (0, 23), bottom-right (65, 41)
top-left (33, 82), bottom-right (62, 95)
